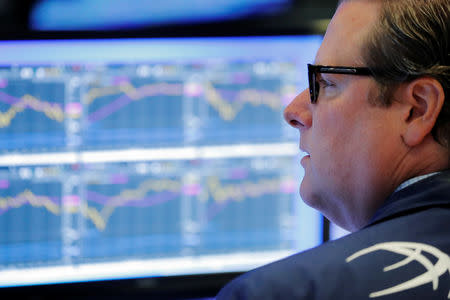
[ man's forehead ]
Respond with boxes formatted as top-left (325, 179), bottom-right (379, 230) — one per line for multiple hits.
top-left (314, 0), bottom-right (381, 66)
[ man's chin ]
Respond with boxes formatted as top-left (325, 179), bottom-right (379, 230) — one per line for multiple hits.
top-left (299, 182), bottom-right (317, 209)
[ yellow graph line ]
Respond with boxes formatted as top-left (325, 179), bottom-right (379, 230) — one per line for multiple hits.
top-left (64, 203), bottom-right (106, 231)
top-left (85, 82), bottom-right (138, 104)
top-left (204, 82), bottom-right (281, 120)
top-left (0, 81), bottom-right (281, 127)
top-left (94, 177), bottom-right (282, 230)
top-left (99, 178), bottom-right (181, 230)
top-left (206, 176), bottom-right (281, 204)
top-left (84, 81), bottom-right (183, 105)
top-left (2, 177), bottom-right (286, 232)
top-left (86, 81), bottom-right (281, 121)
top-left (0, 189), bottom-right (59, 215)
top-left (0, 179), bottom-right (182, 232)
top-left (0, 190), bottom-right (109, 231)
top-left (0, 94), bottom-right (64, 128)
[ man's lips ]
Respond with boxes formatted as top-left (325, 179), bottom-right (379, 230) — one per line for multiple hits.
top-left (301, 154), bottom-right (310, 167)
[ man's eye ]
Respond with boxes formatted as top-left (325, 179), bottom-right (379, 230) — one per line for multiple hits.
top-left (318, 79), bottom-right (335, 88)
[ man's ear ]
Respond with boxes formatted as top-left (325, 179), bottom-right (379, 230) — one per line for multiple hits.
top-left (401, 77), bottom-right (445, 147)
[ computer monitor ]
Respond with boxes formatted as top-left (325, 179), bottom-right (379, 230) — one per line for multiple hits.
top-left (0, 35), bottom-right (323, 294)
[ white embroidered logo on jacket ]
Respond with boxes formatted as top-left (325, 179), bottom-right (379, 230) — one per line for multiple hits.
top-left (346, 242), bottom-right (450, 298)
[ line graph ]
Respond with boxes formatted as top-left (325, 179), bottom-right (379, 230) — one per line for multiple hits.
top-left (0, 80), bottom-right (283, 128)
top-left (86, 81), bottom-right (184, 123)
top-left (85, 80), bottom-right (282, 123)
top-left (204, 175), bottom-right (295, 221)
top-left (0, 189), bottom-right (59, 215)
top-left (1, 175), bottom-right (295, 232)
top-left (0, 61), bottom-right (293, 150)
top-left (204, 82), bottom-right (281, 121)
top-left (0, 92), bottom-right (64, 128)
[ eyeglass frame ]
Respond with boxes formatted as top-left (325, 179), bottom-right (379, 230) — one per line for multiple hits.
top-left (307, 64), bottom-right (374, 103)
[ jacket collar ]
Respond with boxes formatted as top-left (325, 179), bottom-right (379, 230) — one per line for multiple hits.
top-left (367, 170), bottom-right (450, 227)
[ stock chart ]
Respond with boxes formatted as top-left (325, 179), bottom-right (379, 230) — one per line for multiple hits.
top-left (0, 36), bottom-right (321, 286)
top-left (1, 157), bottom-right (300, 266)
top-left (0, 60), bottom-right (296, 151)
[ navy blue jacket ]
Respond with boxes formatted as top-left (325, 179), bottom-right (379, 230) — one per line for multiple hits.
top-left (216, 171), bottom-right (450, 299)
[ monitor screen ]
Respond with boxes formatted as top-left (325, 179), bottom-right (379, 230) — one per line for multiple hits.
top-left (0, 35), bottom-right (322, 288)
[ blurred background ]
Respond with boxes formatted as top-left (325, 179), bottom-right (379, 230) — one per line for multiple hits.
top-left (0, 0), bottom-right (338, 36)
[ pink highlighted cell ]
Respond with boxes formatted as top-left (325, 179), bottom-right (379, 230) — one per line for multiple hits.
top-left (63, 195), bottom-right (80, 206)
top-left (182, 183), bottom-right (202, 196)
top-left (0, 180), bottom-right (10, 189)
top-left (0, 78), bottom-right (8, 88)
top-left (65, 102), bottom-right (82, 115)
top-left (184, 83), bottom-right (203, 97)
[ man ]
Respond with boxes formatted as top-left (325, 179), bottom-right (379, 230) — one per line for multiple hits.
top-left (216, 0), bottom-right (450, 299)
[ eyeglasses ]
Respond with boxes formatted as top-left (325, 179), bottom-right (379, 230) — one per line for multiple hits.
top-left (307, 64), bottom-right (373, 103)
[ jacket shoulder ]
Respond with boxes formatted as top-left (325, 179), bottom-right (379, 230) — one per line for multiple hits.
top-left (217, 206), bottom-right (450, 299)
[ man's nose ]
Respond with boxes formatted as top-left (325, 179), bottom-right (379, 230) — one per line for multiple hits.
top-left (283, 88), bottom-right (312, 129)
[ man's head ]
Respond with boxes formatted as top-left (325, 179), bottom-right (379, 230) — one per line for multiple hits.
top-left (283, 0), bottom-right (449, 231)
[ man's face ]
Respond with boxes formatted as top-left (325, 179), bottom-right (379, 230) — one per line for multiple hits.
top-left (284, 1), bottom-right (406, 231)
